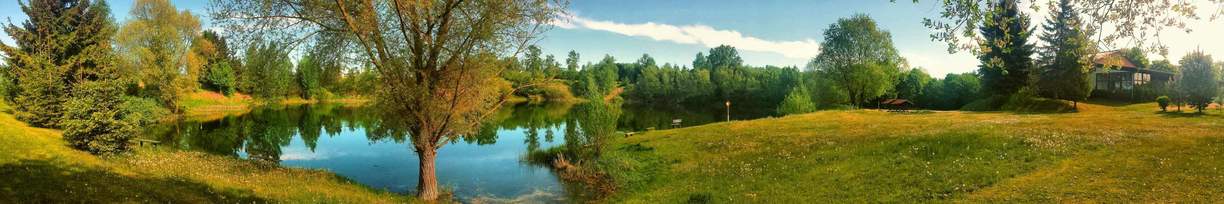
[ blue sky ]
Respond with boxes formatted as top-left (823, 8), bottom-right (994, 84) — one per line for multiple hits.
top-left (3, 0), bottom-right (1221, 77)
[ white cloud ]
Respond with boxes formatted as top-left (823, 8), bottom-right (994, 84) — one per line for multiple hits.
top-left (552, 14), bottom-right (821, 59)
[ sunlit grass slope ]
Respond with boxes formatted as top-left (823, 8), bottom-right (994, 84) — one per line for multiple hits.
top-left (0, 102), bottom-right (414, 203)
top-left (602, 101), bottom-right (1224, 203)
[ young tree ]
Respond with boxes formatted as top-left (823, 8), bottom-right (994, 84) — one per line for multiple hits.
top-left (977, 0), bottom-right (1035, 97)
top-left (296, 53), bottom-right (324, 100)
top-left (566, 50), bottom-right (580, 72)
top-left (1119, 47), bottom-right (1151, 69)
top-left (197, 30), bottom-right (238, 95)
top-left (204, 61), bottom-right (236, 96)
top-left (1036, 0), bottom-right (1094, 109)
top-left (211, 0), bottom-right (565, 200)
top-left (812, 14), bottom-right (903, 108)
top-left (1177, 51), bottom-right (1217, 113)
top-left (1, 0), bottom-right (115, 128)
top-left (777, 82), bottom-right (817, 115)
top-left (116, 0), bottom-right (203, 112)
top-left (243, 42), bottom-right (293, 101)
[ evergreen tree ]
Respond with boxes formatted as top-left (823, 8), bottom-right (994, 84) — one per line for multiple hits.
top-left (566, 50), bottom-right (580, 72)
top-left (1037, 0), bottom-right (1094, 109)
top-left (296, 53), bottom-right (324, 100)
top-left (244, 42), bottom-right (294, 100)
top-left (978, 0), bottom-right (1036, 96)
top-left (0, 0), bottom-right (116, 128)
top-left (198, 30), bottom-right (238, 95)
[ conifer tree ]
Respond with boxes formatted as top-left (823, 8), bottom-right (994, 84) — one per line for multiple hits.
top-left (978, 0), bottom-right (1036, 96)
top-left (1, 0), bottom-right (117, 128)
top-left (1037, 0), bottom-right (1095, 109)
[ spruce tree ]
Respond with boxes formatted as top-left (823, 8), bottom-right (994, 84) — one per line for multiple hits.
top-left (977, 0), bottom-right (1036, 97)
top-left (1037, 0), bottom-right (1095, 109)
top-left (1, 0), bottom-right (117, 128)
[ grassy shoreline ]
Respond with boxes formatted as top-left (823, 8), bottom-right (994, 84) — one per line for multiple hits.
top-left (179, 91), bottom-right (371, 121)
top-left (0, 100), bottom-right (413, 203)
top-left (579, 101), bottom-right (1224, 203)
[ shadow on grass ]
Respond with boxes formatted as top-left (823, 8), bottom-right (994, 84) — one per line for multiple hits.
top-left (1083, 99), bottom-right (1137, 107)
top-left (1155, 111), bottom-right (1223, 118)
top-left (0, 160), bottom-right (268, 203)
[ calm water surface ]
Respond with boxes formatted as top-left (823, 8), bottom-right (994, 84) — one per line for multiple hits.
top-left (145, 102), bottom-right (764, 202)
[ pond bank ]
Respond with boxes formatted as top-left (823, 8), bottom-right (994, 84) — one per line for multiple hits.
top-left (179, 91), bottom-right (369, 121)
top-left (0, 103), bottom-right (414, 203)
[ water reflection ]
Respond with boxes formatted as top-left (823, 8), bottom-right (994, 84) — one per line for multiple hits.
top-left (145, 102), bottom-right (747, 202)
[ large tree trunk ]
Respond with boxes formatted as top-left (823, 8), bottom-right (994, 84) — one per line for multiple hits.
top-left (417, 149), bottom-right (440, 200)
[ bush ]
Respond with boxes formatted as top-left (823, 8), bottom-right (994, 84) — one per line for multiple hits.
top-left (1001, 88), bottom-right (1074, 113)
top-left (63, 80), bottom-right (139, 155)
top-left (777, 85), bottom-right (817, 115)
top-left (1156, 96), bottom-right (1170, 112)
top-left (120, 96), bottom-right (170, 126)
top-left (538, 82), bottom-right (576, 102)
top-left (205, 61), bottom-right (237, 96)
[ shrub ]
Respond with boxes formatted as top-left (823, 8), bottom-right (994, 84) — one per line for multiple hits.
top-left (1001, 88), bottom-right (1074, 113)
top-left (205, 61), bottom-right (237, 96)
top-left (1156, 96), bottom-right (1170, 112)
top-left (63, 80), bottom-right (139, 155)
top-left (120, 96), bottom-right (170, 126)
top-left (777, 85), bottom-right (817, 115)
top-left (538, 81), bottom-right (576, 102)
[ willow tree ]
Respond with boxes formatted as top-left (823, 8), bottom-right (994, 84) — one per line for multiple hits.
top-left (210, 0), bottom-right (565, 200)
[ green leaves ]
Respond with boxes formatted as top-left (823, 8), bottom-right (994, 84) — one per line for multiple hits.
top-left (814, 14), bottom-right (903, 107)
top-left (1176, 51), bottom-right (1217, 113)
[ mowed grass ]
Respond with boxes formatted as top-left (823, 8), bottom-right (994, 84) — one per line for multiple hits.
top-left (601, 101), bottom-right (1224, 203)
top-left (0, 102), bottom-right (414, 203)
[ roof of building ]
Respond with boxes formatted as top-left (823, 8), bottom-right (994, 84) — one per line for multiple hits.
top-left (880, 99), bottom-right (912, 106)
top-left (1092, 50), bottom-right (1140, 69)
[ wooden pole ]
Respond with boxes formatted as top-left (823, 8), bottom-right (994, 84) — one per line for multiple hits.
top-left (725, 101), bottom-right (731, 122)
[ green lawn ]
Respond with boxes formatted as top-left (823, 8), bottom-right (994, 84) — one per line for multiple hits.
top-left (598, 101), bottom-right (1224, 203)
top-left (0, 102), bottom-right (415, 203)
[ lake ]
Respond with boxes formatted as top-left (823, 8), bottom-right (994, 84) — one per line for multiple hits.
top-left (144, 102), bottom-right (768, 202)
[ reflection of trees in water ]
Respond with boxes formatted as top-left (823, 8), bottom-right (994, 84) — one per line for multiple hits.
top-left (471, 103), bottom-right (574, 149)
top-left (147, 103), bottom-right (374, 163)
top-left (148, 102), bottom-right (736, 162)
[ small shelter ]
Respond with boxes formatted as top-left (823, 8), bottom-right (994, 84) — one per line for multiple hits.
top-left (879, 99), bottom-right (914, 112)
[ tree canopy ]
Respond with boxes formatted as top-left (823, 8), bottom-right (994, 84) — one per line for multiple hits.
top-left (812, 14), bottom-right (903, 108)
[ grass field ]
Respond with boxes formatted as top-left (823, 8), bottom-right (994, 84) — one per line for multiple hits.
top-left (597, 101), bottom-right (1224, 203)
top-left (0, 101), bottom-right (414, 203)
